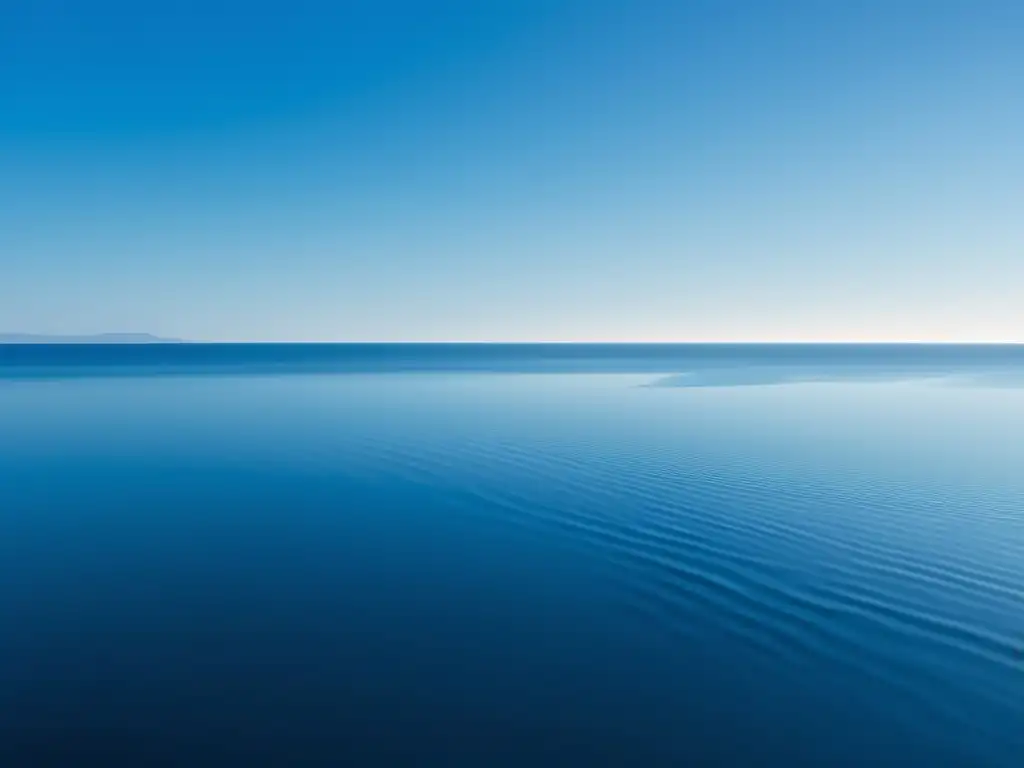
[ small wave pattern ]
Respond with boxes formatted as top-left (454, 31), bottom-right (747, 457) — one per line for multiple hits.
top-left (435, 440), bottom-right (1022, 754)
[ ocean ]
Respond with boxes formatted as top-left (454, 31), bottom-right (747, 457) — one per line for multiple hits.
top-left (1, 344), bottom-right (1022, 765)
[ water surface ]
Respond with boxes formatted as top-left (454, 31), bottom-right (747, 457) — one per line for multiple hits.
top-left (1, 345), bottom-right (1022, 765)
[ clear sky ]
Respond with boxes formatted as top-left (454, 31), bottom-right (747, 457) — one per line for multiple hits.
top-left (2, 0), bottom-right (1021, 342)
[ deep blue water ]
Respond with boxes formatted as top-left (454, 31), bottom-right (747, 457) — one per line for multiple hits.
top-left (1, 345), bottom-right (1022, 766)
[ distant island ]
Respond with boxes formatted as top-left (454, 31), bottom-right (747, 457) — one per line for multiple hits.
top-left (0, 333), bottom-right (187, 344)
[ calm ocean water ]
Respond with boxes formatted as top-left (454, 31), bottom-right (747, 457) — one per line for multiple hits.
top-left (1, 344), bottom-right (1022, 765)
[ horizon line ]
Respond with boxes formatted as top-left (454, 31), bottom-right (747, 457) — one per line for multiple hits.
top-left (5, 338), bottom-right (1022, 346)
top-left (190, 340), bottom-right (1024, 345)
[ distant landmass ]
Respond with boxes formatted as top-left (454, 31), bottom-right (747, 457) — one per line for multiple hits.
top-left (0, 333), bottom-right (187, 344)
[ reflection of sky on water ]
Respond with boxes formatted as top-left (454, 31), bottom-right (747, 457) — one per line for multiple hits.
top-left (647, 367), bottom-right (1024, 389)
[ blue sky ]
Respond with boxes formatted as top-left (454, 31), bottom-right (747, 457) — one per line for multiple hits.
top-left (2, 0), bottom-right (1021, 341)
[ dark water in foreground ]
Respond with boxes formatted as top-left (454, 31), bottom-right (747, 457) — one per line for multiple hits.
top-left (1, 345), bottom-right (1022, 765)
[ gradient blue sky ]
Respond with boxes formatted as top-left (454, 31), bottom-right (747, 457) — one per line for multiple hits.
top-left (2, 0), bottom-right (1021, 341)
